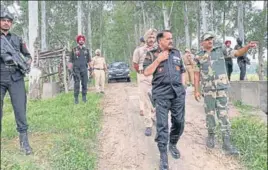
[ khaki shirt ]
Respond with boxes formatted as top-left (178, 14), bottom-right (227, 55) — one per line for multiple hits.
top-left (132, 45), bottom-right (148, 70)
top-left (182, 54), bottom-right (194, 66)
top-left (91, 56), bottom-right (106, 69)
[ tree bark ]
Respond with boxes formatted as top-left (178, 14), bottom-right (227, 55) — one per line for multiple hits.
top-left (222, 3), bottom-right (226, 43)
top-left (201, 1), bottom-right (207, 33)
top-left (238, 1), bottom-right (245, 45)
top-left (183, 2), bottom-right (190, 49)
top-left (77, 1), bottom-right (82, 35)
top-left (28, 1), bottom-right (39, 59)
top-left (210, 1), bottom-right (214, 32)
top-left (87, 1), bottom-right (92, 57)
top-left (257, 43), bottom-right (264, 80)
top-left (162, 2), bottom-right (170, 30)
top-left (41, 1), bottom-right (47, 52)
top-left (196, 1), bottom-right (201, 50)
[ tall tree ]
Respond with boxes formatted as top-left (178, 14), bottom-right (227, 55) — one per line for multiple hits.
top-left (237, 1), bottom-right (245, 44)
top-left (201, 1), bottom-right (207, 33)
top-left (77, 1), bottom-right (82, 35)
top-left (183, 1), bottom-right (190, 49)
top-left (162, 1), bottom-right (174, 30)
top-left (28, 1), bottom-right (39, 58)
top-left (41, 1), bottom-right (47, 51)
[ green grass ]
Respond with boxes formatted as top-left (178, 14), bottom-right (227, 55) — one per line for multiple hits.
top-left (130, 71), bottom-right (137, 82)
top-left (1, 92), bottom-right (103, 170)
top-left (230, 101), bottom-right (267, 170)
top-left (231, 73), bottom-right (261, 81)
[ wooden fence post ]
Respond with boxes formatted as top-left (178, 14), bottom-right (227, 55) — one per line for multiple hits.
top-left (62, 47), bottom-right (68, 93)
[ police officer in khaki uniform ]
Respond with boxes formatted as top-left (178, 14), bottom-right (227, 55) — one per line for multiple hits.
top-left (91, 49), bottom-right (107, 94)
top-left (132, 28), bottom-right (157, 136)
top-left (182, 49), bottom-right (194, 86)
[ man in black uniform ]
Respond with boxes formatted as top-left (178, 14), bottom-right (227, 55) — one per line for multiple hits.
top-left (234, 38), bottom-right (250, 80)
top-left (0, 10), bottom-right (32, 155)
top-left (69, 35), bottom-right (91, 104)
top-left (223, 40), bottom-right (233, 81)
top-left (144, 30), bottom-right (186, 170)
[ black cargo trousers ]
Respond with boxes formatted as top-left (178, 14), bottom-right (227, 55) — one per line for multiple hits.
top-left (73, 67), bottom-right (88, 98)
top-left (154, 93), bottom-right (185, 152)
top-left (0, 66), bottom-right (28, 133)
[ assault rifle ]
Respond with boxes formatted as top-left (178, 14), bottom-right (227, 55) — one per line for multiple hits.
top-left (0, 35), bottom-right (30, 75)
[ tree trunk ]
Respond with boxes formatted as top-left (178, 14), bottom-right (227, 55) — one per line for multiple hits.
top-left (134, 24), bottom-right (138, 46)
top-left (237, 1), bottom-right (245, 45)
top-left (141, 1), bottom-right (146, 31)
top-left (196, 1), bottom-right (201, 50)
top-left (100, 7), bottom-right (103, 52)
top-left (28, 1), bottom-right (39, 59)
top-left (183, 2), bottom-right (190, 49)
top-left (77, 1), bottom-right (82, 35)
top-left (257, 43), bottom-right (264, 80)
top-left (162, 2), bottom-right (170, 30)
top-left (201, 1), bottom-right (207, 33)
top-left (28, 0), bottom-right (41, 99)
top-left (222, 4), bottom-right (226, 43)
top-left (41, 1), bottom-right (47, 52)
top-left (210, 1), bottom-right (214, 32)
top-left (87, 1), bottom-right (92, 57)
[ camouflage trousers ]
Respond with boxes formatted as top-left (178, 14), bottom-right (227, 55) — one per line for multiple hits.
top-left (203, 89), bottom-right (231, 134)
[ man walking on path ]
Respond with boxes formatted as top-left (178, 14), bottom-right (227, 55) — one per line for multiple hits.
top-left (132, 28), bottom-right (157, 137)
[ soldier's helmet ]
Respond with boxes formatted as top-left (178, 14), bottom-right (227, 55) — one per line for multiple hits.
top-left (0, 9), bottom-right (14, 21)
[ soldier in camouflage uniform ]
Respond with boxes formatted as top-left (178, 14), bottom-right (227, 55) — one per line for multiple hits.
top-left (193, 32), bottom-right (257, 155)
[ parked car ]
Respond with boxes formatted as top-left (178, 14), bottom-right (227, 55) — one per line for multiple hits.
top-left (107, 62), bottom-right (131, 83)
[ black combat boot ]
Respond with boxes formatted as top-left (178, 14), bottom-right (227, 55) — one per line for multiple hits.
top-left (169, 143), bottom-right (180, 159)
top-left (222, 133), bottom-right (239, 155)
top-left (206, 133), bottom-right (215, 148)
top-left (82, 95), bottom-right (87, 103)
top-left (74, 97), bottom-right (79, 104)
top-left (19, 132), bottom-right (32, 155)
top-left (159, 151), bottom-right (169, 170)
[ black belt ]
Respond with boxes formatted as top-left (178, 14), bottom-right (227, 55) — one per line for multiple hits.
top-left (94, 68), bottom-right (104, 70)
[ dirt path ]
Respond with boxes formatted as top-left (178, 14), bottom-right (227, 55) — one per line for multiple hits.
top-left (97, 82), bottom-right (244, 170)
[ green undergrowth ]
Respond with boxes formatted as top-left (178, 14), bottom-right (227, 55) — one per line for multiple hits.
top-left (1, 92), bottom-right (103, 170)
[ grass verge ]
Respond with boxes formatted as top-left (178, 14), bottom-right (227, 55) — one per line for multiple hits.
top-left (230, 101), bottom-right (267, 170)
top-left (1, 92), bottom-right (102, 170)
top-left (130, 71), bottom-right (137, 82)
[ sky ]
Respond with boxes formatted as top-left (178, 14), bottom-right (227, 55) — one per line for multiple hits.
top-left (252, 1), bottom-right (264, 10)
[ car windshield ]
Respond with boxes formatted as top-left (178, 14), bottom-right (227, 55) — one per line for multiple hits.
top-left (110, 62), bottom-right (128, 69)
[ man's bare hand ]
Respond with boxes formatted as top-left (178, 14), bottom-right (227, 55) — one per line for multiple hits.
top-left (247, 41), bottom-right (257, 48)
top-left (157, 51), bottom-right (169, 63)
top-left (194, 91), bottom-right (201, 102)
